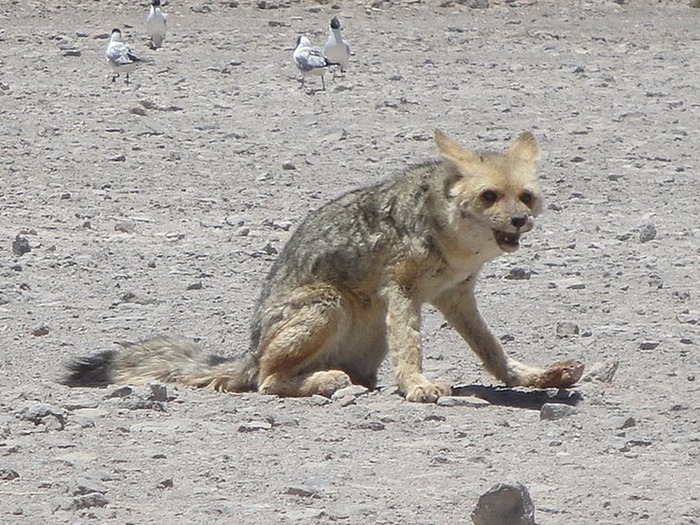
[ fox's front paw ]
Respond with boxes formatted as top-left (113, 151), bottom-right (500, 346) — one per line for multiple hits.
top-left (532, 359), bottom-right (584, 389)
top-left (405, 381), bottom-right (451, 403)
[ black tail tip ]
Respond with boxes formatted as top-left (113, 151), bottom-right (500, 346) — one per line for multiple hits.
top-left (62, 350), bottom-right (116, 387)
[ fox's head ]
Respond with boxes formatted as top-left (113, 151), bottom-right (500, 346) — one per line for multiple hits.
top-left (434, 129), bottom-right (543, 253)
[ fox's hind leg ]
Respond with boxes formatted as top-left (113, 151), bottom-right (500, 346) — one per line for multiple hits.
top-left (255, 285), bottom-right (354, 398)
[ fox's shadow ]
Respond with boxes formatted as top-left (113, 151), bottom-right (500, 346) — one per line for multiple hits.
top-left (450, 384), bottom-right (583, 410)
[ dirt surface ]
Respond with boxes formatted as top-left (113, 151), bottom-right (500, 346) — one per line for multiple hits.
top-left (1, 0), bottom-right (699, 523)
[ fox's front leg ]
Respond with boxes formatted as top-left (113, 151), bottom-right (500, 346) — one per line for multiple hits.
top-left (432, 277), bottom-right (583, 388)
top-left (383, 284), bottom-right (451, 402)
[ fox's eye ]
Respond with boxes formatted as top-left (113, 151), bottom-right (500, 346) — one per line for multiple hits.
top-left (480, 190), bottom-right (499, 204)
top-left (520, 192), bottom-right (534, 205)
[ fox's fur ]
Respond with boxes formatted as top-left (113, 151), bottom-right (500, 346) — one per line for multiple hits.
top-left (64, 130), bottom-right (583, 402)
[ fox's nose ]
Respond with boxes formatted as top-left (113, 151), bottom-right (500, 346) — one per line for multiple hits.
top-left (510, 216), bottom-right (527, 229)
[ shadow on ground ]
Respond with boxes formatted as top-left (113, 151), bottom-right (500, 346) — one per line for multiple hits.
top-left (450, 384), bottom-right (584, 410)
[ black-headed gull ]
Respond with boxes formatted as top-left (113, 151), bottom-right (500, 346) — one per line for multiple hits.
top-left (323, 17), bottom-right (350, 72)
top-left (106, 28), bottom-right (146, 85)
top-left (146, 0), bottom-right (167, 49)
top-left (293, 35), bottom-right (338, 91)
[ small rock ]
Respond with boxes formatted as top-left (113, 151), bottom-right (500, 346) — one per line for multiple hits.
top-left (109, 154), bottom-right (126, 162)
top-left (285, 486), bottom-right (320, 498)
top-left (471, 482), bottom-right (535, 525)
top-left (540, 403), bottom-right (577, 421)
top-left (156, 477), bottom-right (174, 489)
top-left (582, 358), bottom-right (619, 383)
top-left (114, 221), bottom-right (136, 233)
top-left (639, 340), bottom-right (660, 350)
top-left (0, 468), bottom-right (20, 480)
top-left (73, 477), bottom-right (108, 496)
top-left (148, 382), bottom-right (171, 402)
top-left (436, 396), bottom-right (491, 408)
top-left (238, 420), bottom-right (273, 432)
top-left (130, 106), bottom-right (147, 116)
top-left (12, 235), bottom-right (31, 256)
top-left (331, 385), bottom-right (368, 401)
top-left (32, 325), bottom-right (50, 337)
top-left (63, 49), bottom-right (82, 57)
top-left (70, 492), bottom-right (109, 510)
top-left (638, 223), bottom-right (656, 243)
top-left (108, 386), bottom-right (135, 398)
top-left (282, 162), bottom-right (297, 170)
top-left (556, 321), bottom-right (579, 338)
top-left (504, 268), bottom-right (531, 280)
top-left (20, 404), bottom-right (67, 428)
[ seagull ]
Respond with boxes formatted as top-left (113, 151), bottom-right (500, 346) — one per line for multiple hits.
top-left (146, 0), bottom-right (167, 49)
top-left (293, 35), bottom-right (338, 91)
top-left (323, 17), bottom-right (351, 73)
top-left (106, 28), bottom-right (146, 85)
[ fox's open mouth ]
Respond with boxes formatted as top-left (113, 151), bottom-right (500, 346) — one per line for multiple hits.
top-left (493, 230), bottom-right (521, 251)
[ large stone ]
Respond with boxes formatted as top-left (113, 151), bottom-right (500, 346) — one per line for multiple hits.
top-left (472, 482), bottom-right (535, 525)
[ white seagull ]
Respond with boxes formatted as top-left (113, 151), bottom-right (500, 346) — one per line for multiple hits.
top-left (146, 0), bottom-right (167, 49)
top-left (106, 28), bottom-right (146, 85)
top-left (323, 17), bottom-right (351, 73)
top-left (293, 35), bottom-right (338, 91)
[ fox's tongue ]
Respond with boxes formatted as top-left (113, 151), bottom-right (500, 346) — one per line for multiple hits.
top-left (494, 230), bottom-right (520, 248)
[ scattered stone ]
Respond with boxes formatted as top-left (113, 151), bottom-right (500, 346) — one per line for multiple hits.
top-left (114, 221), bottom-right (136, 233)
top-left (12, 235), bottom-right (31, 256)
top-left (331, 385), bottom-right (368, 402)
top-left (187, 281), bottom-right (203, 290)
top-left (638, 223), bottom-right (656, 243)
top-left (108, 386), bottom-right (135, 398)
top-left (19, 404), bottom-right (67, 429)
top-left (0, 468), bottom-right (20, 480)
top-left (32, 325), bottom-right (50, 337)
top-left (156, 477), bottom-right (174, 489)
top-left (639, 340), bottom-right (660, 350)
top-left (282, 162), bottom-right (297, 170)
top-left (504, 268), bottom-right (531, 280)
top-left (437, 396), bottom-right (491, 408)
top-left (238, 420), bottom-right (273, 432)
top-left (309, 395), bottom-right (331, 406)
top-left (609, 416), bottom-right (636, 430)
top-left (73, 476), bottom-right (108, 495)
top-left (471, 482), bottom-right (535, 525)
top-left (285, 486), bottom-right (321, 498)
top-left (109, 154), bottom-right (126, 162)
top-left (582, 358), bottom-right (619, 383)
top-left (70, 492), bottom-right (109, 510)
top-left (540, 403), bottom-right (577, 421)
top-left (130, 106), bottom-right (147, 116)
top-left (556, 321), bottom-right (580, 338)
top-left (148, 382), bottom-right (171, 402)
top-left (354, 420), bottom-right (385, 431)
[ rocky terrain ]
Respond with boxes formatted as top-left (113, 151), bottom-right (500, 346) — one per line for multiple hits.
top-left (0, 0), bottom-right (698, 523)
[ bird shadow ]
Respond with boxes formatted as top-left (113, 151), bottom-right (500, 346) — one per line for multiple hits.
top-left (450, 384), bottom-right (584, 411)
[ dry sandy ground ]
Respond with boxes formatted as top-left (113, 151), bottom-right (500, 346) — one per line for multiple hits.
top-left (1, 0), bottom-right (699, 523)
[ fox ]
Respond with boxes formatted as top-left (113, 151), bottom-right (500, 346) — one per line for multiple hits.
top-left (64, 130), bottom-right (584, 403)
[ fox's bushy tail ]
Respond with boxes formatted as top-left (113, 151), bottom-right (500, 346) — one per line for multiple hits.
top-left (63, 336), bottom-right (259, 392)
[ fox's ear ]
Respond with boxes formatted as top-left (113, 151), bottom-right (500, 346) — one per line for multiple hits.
top-left (509, 132), bottom-right (539, 163)
top-left (434, 129), bottom-right (479, 164)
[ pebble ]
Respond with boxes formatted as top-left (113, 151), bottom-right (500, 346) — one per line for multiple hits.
top-left (638, 223), bottom-right (657, 243)
top-left (436, 396), bottom-right (491, 408)
top-left (540, 403), bottom-right (577, 421)
top-left (582, 358), bottom-right (619, 383)
top-left (556, 321), bottom-right (580, 338)
top-left (70, 492), bottom-right (109, 510)
top-left (19, 403), bottom-right (67, 428)
top-left (12, 235), bottom-right (31, 256)
top-left (639, 340), bottom-right (660, 350)
top-left (471, 482), bottom-right (535, 525)
top-left (504, 267), bottom-right (532, 280)
top-left (238, 420), bottom-right (273, 432)
top-left (32, 325), bottom-right (50, 337)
